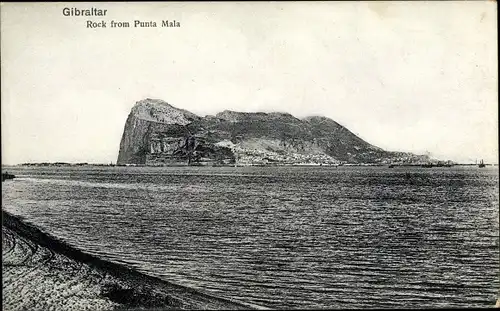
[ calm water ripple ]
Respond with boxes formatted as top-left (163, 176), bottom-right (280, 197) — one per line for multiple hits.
top-left (2, 166), bottom-right (499, 308)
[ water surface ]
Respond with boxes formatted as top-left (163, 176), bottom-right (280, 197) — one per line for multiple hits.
top-left (2, 166), bottom-right (499, 308)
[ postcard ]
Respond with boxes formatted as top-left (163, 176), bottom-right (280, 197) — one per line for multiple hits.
top-left (1, 2), bottom-right (498, 310)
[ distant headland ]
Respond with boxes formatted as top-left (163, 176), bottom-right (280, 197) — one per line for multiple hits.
top-left (115, 99), bottom-right (444, 167)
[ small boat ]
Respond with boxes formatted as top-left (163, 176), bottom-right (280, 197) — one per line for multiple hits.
top-left (479, 159), bottom-right (486, 168)
top-left (2, 172), bottom-right (15, 182)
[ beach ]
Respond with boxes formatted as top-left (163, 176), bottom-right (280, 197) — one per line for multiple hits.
top-left (2, 211), bottom-right (265, 311)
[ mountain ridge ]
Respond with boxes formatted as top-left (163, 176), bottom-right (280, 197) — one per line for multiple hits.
top-left (117, 98), bottom-right (430, 166)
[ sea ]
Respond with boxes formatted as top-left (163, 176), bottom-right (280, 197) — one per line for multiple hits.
top-left (2, 165), bottom-right (499, 309)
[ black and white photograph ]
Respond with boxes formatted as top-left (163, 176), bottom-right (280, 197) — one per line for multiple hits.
top-left (1, 1), bottom-right (498, 310)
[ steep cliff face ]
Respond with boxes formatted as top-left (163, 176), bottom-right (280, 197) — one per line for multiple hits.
top-left (117, 99), bottom-right (192, 165)
top-left (116, 114), bottom-right (151, 165)
top-left (117, 99), bottom-right (429, 165)
top-left (117, 99), bottom-right (234, 165)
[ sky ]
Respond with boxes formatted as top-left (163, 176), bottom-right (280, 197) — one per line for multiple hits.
top-left (1, 1), bottom-right (498, 164)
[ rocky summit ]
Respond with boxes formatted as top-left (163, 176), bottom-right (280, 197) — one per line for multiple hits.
top-left (117, 99), bottom-right (429, 166)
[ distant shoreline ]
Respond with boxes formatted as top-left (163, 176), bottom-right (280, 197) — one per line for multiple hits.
top-left (3, 163), bottom-right (498, 168)
top-left (2, 210), bottom-right (266, 310)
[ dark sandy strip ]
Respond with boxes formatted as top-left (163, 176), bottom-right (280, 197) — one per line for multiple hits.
top-left (2, 210), bottom-right (268, 310)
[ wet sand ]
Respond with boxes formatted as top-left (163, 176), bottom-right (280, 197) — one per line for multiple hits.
top-left (2, 211), bottom-right (267, 310)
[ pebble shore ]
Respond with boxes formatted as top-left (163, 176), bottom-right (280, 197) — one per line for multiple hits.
top-left (2, 211), bottom-right (266, 311)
